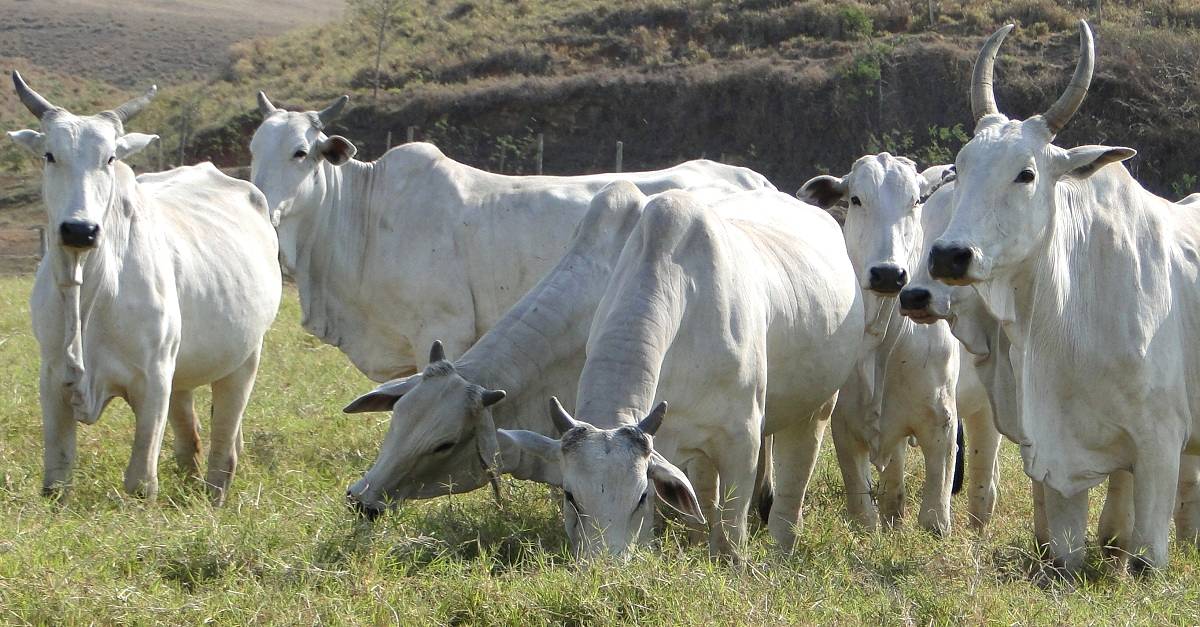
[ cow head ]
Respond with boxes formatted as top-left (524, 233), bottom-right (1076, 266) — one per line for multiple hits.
top-left (7, 72), bottom-right (158, 263)
top-left (930, 21), bottom-right (1135, 285)
top-left (249, 91), bottom-right (356, 225)
top-left (343, 341), bottom-right (506, 519)
top-left (800, 153), bottom-right (952, 296)
top-left (498, 398), bottom-right (703, 560)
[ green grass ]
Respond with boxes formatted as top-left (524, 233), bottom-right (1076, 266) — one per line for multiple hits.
top-left (2, 274), bottom-right (1200, 624)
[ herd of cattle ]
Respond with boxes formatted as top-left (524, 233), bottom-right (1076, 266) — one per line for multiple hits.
top-left (9, 19), bottom-right (1200, 577)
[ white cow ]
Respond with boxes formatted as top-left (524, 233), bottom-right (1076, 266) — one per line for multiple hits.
top-left (340, 182), bottom-right (746, 515)
top-left (904, 166), bottom-right (1200, 571)
top-left (927, 21), bottom-right (1200, 572)
top-left (501, 189), bottom-right (863, 559)
top-left (249, 92), bottom-right (773, 382)
top-left (798, 155), bottom-right (999, 534)
top-left (8, 72), bottom-right (281, 504)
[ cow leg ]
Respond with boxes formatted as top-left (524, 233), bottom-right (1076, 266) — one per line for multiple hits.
top-left (206, 347), bottom-right (261, 507)
top-left (125, 377), bottom-right (173, 501)
top-left (1043, 485), bottom-right (1089, 575)
top-left (684, 455), bottom-right (719, 545)
top-left (40, 369), bottom-right (77, 502)
top-left (876, 439), bottom-right (908, 530)
top-left (1128, 449), bottom-right (1180, 573)
top-left (914, 404), bottom-right (956, 536)
top-left (167, 389), bottom-right (202, 482)
top-left (1098, 470), bottom-right (1134, 565)
top-left (830, 404), bottom-right (878, 531)
top-left (709, 427), bottom-right (758, 561)
top-left (766, 396), bottom-right (831, 550)
top-left (962, 405), bottom-right (1001, 531)
top-left (1031, 480), bottom-right (1050, 557)
top-left (1174, 454), bottom-right (1200, 549)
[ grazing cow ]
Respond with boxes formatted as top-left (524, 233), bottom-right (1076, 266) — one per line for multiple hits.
top-left (8, 72), bottom-right (281, 504)
top-left (502, 189), bottom-right (863, 559)
top-left (250, 92), bottom-right (773, 382)
top-left (798, 155), bottom-right (999, 534)
top-left (341, 182), bottom-right (745, 515)
top-left (926, 21), bottom-right (1200, 571)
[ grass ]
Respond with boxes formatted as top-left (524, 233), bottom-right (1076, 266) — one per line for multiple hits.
top-left (1, 275), bottom-right (1200, 623)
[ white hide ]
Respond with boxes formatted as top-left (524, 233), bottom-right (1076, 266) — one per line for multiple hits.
top-left (342, 182), bottom-right (748, 513)
top-left (249, 94), bottom-right (774, 381)
top-left (11, 75), bottom-right (280, 503)
top-left (929, 21), bottom-right (1200, 571)
top-left (540, 188), bottom-right (862, 559)
top-left (799, 155), bottom-right (998, 535)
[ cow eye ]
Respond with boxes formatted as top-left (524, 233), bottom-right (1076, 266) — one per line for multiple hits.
top-left (107, 156), bottom-right (115, 165)
top-left (850, 196), bottom-right (862, 206)
top-left (432, 441), bottom-right (454, 454)
top-left (565, 491), bottom-right (581, 513)
top-left (636, 490), bottom-right (649, 510)
top-left (1015, 169), bottom-right (1035, 184)
top-left (44, 152), bottom-right (55, 164)
top-left (293, 149), bottom-right (308, 160)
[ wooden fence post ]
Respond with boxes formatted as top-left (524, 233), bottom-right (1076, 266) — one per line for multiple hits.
top-left (385, 130), bottom-right (392, 152)
top-left (536, 133), bottom-right (544, 175)
top-left (36, 226), bottom-right (45, 259)
top-left (615, 141), bottom-right (623, 173)
top-left (406, 126), bottom-right (415, 143)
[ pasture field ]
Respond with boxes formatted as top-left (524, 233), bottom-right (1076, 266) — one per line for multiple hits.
top-left (0, 276), bottom-right (1198, 624)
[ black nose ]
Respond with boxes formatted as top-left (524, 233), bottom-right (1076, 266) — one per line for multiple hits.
top-left (929, 244), bottom-right (973, 281)
top-left (346, 490), bottom-right (382, 521)
top-left (899, 287), bottom-right (931, 311)
top-left (867, 264), bottom-right (908, 294)
top-left (59, 220), bottom-right (100, 249)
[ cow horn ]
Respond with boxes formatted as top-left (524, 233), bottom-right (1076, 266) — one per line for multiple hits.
top-left (12, 71), bottom-right (56, 119)
top-left (428, 340), bottom-right (446, 364)
top-left (109, 85), bottom-right (158, 124)
top-left (1041, 20), bottom-right (1094, 136)
top-left (318, 95), bottom-right (349, 124)
top-left (637, 401), bottom-right (668, 436)
top-left (970, 24), bottom-right (1014, 122)
top-left (257, 90), bottom-right (279, 116)
top-left (548, 397), bottom-right (580, 434)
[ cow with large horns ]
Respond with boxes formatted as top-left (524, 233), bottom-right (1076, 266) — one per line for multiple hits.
top-left (249, 91), bottom-right (775, 382)
top-left (926, 21), bottom-right (1200, 573)
top-left (8, 72), bottom-right (281, 504)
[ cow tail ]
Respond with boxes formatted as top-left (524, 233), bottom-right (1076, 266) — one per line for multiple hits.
top-left (951, 417), bottom-right (965, 495)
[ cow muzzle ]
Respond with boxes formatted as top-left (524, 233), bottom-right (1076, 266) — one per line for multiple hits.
top-left (898, 287), bottom-right (939, 324)
top-left (59, 220), bottom-right (100, 249)
top-left (928, 243), bottom-right (975, 285)
top-left (867, 263), bottom-right (908, 295)
top-left (346, 489), bottom-right (384, 521)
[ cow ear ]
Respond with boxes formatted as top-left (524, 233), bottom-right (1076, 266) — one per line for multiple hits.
top-left (7, 129), bottom-right (44, 155)
top-left (647, 451), bottom-right (705, 523)
top-left (116, 133), bottom-right (158, 159)
top-left (496, 429), bottom-right (560, 463)
top-left (1058, 145), bottom-right (1136, 179)
top-left (918, 164), bottom-right (955, 199)
top-left (318, 135), bottom-right (357, 166)
top-left (797, 174), bottom-right (847, 209)
top-left (343, 374), bottom-right (422, 413)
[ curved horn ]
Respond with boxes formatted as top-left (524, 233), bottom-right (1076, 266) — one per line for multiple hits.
top-left (257, 90), bottom-right (279, 116)
top-left (428, 340), bottom-right (446, 364)
top-left (970, 24), bottom-right (1014, 122)
top-left (12, 71), bottom-right (56, 119)
top-left (1041, 20), bottom-right (1094, 136)
top-left (109, 85), bottom-right (158, 124)
top-left (318, 95), bottom-right (349, 125)
top-left (548, 397), bottom-right (580, 435)
top-left (637, 401), bottom-right (668, 436)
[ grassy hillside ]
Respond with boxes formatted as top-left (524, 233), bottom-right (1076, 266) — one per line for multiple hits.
top-left (4, 1), bottom-right (1200, 199)
top-left (2, 277), bottom-right (1200, 624)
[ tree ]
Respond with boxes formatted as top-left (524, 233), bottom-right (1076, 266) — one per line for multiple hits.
top-left (348, 0), bottom-right (405, 105)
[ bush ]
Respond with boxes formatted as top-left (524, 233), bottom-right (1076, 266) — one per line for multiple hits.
top-left (840, 5), bottom-right (874, 40)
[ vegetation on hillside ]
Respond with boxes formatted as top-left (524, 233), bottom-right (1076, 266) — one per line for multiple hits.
top-left (4, 1), bottom-right (1200, 196)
